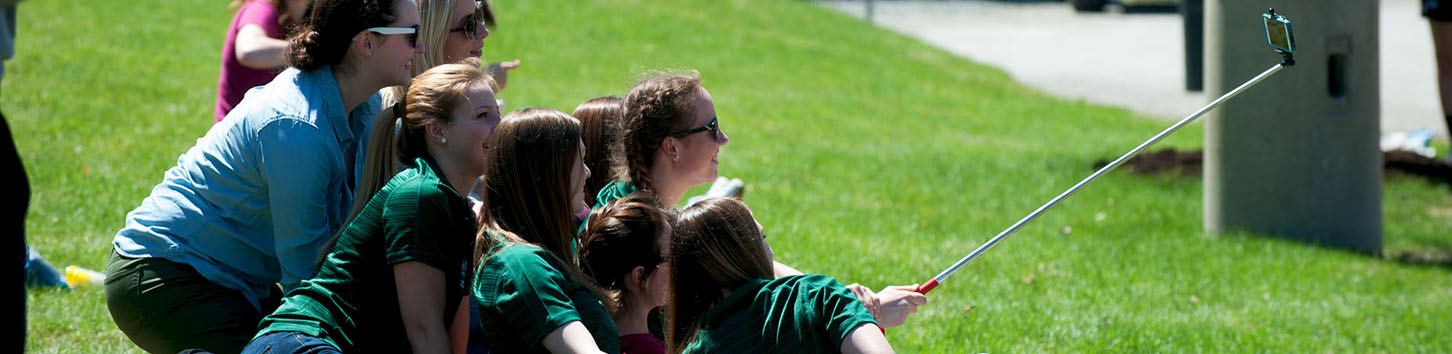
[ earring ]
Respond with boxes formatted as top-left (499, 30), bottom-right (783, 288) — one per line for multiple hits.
top-left (670, 152), bottom-right (678, 159)
top-left (440, 137), bottom-right (447, 144)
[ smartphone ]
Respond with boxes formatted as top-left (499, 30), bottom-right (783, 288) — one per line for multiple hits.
top-left (1263, 11), bottom-right (1295, 54)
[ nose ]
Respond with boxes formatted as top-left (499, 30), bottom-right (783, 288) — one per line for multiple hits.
top-left (583, 163), bottom-right (591, 179)
top-left (414, 41), bottom-right (426, 54)
top-left (478, 25), bottom-right (491, 41)
top-left (717, 129), bottom-right (729, 146)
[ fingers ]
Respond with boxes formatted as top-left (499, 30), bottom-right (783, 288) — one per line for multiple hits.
top-left (499, 59), bottom-right (522, 70)
top-left (845, 283), bottom-right (880, 317)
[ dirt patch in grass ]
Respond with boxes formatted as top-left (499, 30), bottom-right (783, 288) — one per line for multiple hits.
top-left (1094, 149), bottom-right (1452, 187)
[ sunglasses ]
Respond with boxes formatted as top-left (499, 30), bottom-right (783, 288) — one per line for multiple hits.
top-left (670, 116), bottom-right (722, 141)
top-left (364, 24), bottom-right (420, 48)
top-left (449, 1), bottom-right (487, 40)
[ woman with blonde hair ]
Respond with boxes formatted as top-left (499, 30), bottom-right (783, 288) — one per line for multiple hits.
top-left (246, 60), bottom-right (500, 353)
top-left (352, 0), bottom-right (520, 211)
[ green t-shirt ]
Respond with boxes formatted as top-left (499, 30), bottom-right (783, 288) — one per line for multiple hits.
top-left (592, 179), bottom-right (639, 209)
top-left (578, 179), bottom-right (640, 235)
top-left (683, 275), bottom-right (878, 353)
top-left (256, 157), bottom-right (476, 352)
top-left (473, 237), bottom-right (621, 353)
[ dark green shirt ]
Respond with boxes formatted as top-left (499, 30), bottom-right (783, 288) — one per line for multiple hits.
top-left (256, 157), bottom-right (476, 352)
top-left (579, 179), bottom-right (640, 235)
top-left (473, 237), bottom-right (621, 353)
top-left (683, 275), bottom-right (878, 353)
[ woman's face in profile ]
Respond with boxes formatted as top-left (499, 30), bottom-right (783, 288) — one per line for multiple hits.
top-left (441, 0), bottom-right (487, 63)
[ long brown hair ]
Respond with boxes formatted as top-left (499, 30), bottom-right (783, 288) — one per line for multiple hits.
top-left (578, 193), bottom-right (671, 313)
top-left (474, 108), bottom-right (612, 306)
top-left (572, 96), bottom-right (625, 206)
top-left (666, 197), bottom-right (774, 354)
top-left (620, 74), bottom-right (701, 191)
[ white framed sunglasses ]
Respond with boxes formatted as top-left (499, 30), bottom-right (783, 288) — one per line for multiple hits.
top-left (363, 25), bottom-right (420, 48)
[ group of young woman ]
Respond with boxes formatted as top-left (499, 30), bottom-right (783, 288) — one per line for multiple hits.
top-left (105, 0), bottom-right (927, 353)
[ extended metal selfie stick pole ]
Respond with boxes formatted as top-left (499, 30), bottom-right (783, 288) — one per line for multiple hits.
top-left (914, 53), bottom-right (1295, 295)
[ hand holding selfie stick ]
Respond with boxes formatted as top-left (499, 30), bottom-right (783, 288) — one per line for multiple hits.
top-left (912, 9), bottom-right (1297, 295)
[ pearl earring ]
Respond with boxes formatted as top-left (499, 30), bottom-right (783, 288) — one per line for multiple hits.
top-left (440, 137), bottom-right (447, 144)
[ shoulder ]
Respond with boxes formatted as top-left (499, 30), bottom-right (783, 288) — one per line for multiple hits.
top-left (234, 70), bottom-right (318, 128)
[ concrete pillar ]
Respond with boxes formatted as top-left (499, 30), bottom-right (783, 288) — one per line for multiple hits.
top-left (1203, 0), bottom-right (1382, 253)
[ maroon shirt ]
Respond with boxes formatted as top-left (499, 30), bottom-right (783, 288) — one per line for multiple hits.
top-left (620, 333), bottom-right (666, 354)
top-left (215, 0), bottom-right (283, 122)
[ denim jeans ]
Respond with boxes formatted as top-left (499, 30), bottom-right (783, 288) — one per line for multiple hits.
top-left (241, 332), bottom-right (341, 354)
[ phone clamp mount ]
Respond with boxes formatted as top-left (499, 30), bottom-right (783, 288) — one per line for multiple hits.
top-left (1267, 8), bottom-right (1295, 66)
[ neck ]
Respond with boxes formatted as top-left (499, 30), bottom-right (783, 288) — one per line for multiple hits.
top-left (428, 152), bottom-right (480, 197)
top-left (332, 66), bottom-right (378, 117)
top-left (648, 166), bottom-right (688, 207)
top-left (612, 299), bottom-right (656, 336)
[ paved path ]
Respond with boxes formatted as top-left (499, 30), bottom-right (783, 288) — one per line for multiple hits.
top-left (822, 0), bottom-right (1448, 139)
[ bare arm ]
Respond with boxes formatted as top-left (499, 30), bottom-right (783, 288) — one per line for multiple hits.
top-left (234, 24), bottom-right (289, 69)
top-left (394, 261), bottom-right (451, 354)
top-left (840, 324), bottom-right (894, 354)
top-left (450, 297), bottom-right (469, 354)
top-left (772, 260), bottom-right (804, 278)
top-left (541, 321), bottom-right (606, 354)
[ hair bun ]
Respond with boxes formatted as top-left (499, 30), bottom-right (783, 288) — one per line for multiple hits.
top-left (286, 30), bottom-right (323, 70)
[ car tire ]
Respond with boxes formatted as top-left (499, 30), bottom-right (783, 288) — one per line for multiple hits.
top-left (1072, 0), bottom-right (1108, 12)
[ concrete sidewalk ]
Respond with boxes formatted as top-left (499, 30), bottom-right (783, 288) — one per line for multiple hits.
top-left (822, 0), bottom-right (1448, 139)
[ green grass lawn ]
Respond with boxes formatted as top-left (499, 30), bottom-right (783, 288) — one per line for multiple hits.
top-left (11, 0), bottom-right (1452, 352)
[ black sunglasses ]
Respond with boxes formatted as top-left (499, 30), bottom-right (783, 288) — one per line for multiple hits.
top-left (670, 117), bottom-right (722, 140)
top-left (449, 1), bottom-right (487, 40)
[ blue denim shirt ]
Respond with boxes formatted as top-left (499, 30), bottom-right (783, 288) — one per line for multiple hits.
top-left (114, 66), bottom-right (379, 311)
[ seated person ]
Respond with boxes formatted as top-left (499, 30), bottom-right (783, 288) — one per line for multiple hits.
top-left (579, 194), bottom-right (673, 354)
top-left (668, 198), bottom-right (928, 353)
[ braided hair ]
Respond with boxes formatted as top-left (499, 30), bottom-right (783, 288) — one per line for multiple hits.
top-left (619, 74), bottom-right (702, 192)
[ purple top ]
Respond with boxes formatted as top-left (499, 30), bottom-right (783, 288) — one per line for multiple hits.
top-left (620, 333), bottom-right (666, 354)
top-left (216, 0), bottom-right (284, 122)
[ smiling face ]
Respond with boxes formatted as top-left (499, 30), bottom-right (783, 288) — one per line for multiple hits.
top-left (440, 0), bottom-right (487, 63)
top-left (670, 87), bottom-right (729, 187)
top-left (370, 0), bottom-right (424, 86)
top-left (435, 80), bottom-right (500, 180)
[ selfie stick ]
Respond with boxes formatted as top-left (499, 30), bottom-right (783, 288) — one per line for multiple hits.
top-left (913, 11), bottom-right (1296, 295)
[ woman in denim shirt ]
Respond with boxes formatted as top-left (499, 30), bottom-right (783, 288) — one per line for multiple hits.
top-left (104, 0), bottom-right (424, 353)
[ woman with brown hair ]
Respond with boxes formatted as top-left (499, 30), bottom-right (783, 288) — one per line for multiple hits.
top-left (599, 73), bottom-right (927, 329)
top-left (472, 108), bottom-right (620, 353)
top-left (578, 193), bottom-right (672, 354)
top-left (668, 198), bottom-right (897, 353)
top-left (245, 60), bottom-right (500, 354)
top-left (107, 0), bottom-right (423, 352)
top-left (572, 96), bottom-right (625, 207)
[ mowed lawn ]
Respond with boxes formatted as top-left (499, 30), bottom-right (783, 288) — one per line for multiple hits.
top-left (10, 0), bottom-right (1452, 352)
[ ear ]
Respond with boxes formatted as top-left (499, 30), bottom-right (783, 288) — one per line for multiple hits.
top-left (657, 137), bottom-right (678, 162)
top-left (627, 266), bottom-right (649, 292)
top-left (354, 31), bottom-right (377, 57)
top-left (425, 121), bottom-right (448, 144)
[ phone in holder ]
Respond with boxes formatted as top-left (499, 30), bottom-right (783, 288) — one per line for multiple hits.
top-left (1263, 10), bottom-right (1295, 54)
